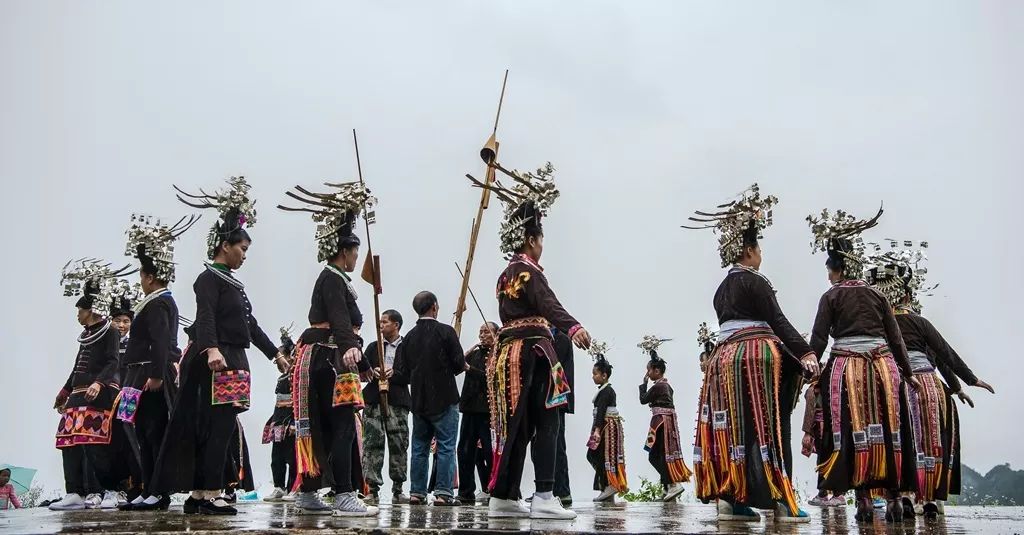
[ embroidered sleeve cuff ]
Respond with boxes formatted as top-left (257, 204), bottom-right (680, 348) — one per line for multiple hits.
top-left (568, 324), bottom-right (583, 338)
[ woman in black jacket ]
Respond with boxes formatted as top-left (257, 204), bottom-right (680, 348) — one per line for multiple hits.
top-left (152, 177), bottom-right (287, 515)
top-left (279, 182), bottom-right (376, 517)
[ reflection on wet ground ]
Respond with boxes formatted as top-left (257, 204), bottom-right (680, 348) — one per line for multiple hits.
top-left (1, 502), bottom-right (1021, 533)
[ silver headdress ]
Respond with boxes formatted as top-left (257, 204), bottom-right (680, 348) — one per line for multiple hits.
top-left (864, 240), bottom-right (936, 311)
top-left (638, 334), bottom-right (672, 362)
top-left (806, 205), bottom-right (884, 280)
top-left (125, 213), bottom-right (200, 282)
top-left (278, 181), bottom-right (375, 262)
top-left (697, 322), bottom-right (718, 354)
top-left (467, 162), bottom-right (560, 260)
top-left (174, 176), bottom-right (257, 259)
top-left (681, 184), bottom-right (779, 268)
top-left (60, 258), bottom-right (138, 317)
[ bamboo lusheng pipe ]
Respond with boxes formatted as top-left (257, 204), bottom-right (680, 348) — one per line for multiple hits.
top-left (454, 69), bottom-right (508, 338)
top-left (351, 129), bottom-right (390, 418)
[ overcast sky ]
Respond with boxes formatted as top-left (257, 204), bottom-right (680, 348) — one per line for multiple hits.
top-left (2, 1), bottom-right (1022, 500)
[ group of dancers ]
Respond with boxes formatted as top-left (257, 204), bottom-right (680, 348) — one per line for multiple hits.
top-left (50, 152), bottom-right (992, 523)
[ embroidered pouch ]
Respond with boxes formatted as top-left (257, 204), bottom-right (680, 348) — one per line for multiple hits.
top-left (116, 387), bottom-right (143, 423)
top-left (212, 369), bottom-right (251, 408)
top-left (332, 372), bottom-right (365, 408)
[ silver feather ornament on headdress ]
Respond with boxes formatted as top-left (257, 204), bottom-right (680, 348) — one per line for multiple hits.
top-left (467, 162), bottom-right (560, 260)
top-left (60, 258), bottom-right (138, 317)
top-left (864, 240), bottom-right (936, 311)
top-left (806, 205), bottom-right (884, 280)
top-left (681, 184), bottom-right (779, 267)
top-left (125, 213), bottom-right (200, 282)
top-left (175, 176), bottom-right (257, 259)
top-left (277, 181), bottom-right (376, 262)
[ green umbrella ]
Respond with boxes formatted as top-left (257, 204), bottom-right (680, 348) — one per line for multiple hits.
top-left (0, 464), bottom-right (37, 496)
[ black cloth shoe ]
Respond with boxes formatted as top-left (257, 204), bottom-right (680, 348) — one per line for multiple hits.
top-left (183, 497), bottom-right (202, 515)
top-left (199, 499), bottom-right (238, 515)
top-left (133, 496), bottom-right (171, 511)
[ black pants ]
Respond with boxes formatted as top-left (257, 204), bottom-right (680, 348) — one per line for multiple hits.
top-left (491, 355), bottom-right (560, 499)
top-left (456, 412), bottom-right (492, 498)
top-left (300, 363), bottom-right (360, 493)
top-left (587, 443), bottom-right (608, 491)
top-left (554, 410), bottom-right (571, 497)
top-left (137, 390), bottom-right (170, 495)
top-left (649, 432), bottom-right (671, 486)
top-left (62, 445), bottom-right (114, 495)
top-left (272, 437), bottom-right (297, 490)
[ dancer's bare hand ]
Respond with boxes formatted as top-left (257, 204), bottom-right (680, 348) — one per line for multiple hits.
top-left (973, 379), bottom-right (995, 394)
top-left (144, 378), bottom-right (163, 392)
top-left (956, 390), bottom-right (975, 408)
top-left (342, 347), bottom-right (362, 370)
top-left (800, 354), bottom-right (820, 379)
top-left (85, 382), bottom-right (102, 401)
top-left (801, 433), bottom-right (815, 457)
top-left (275, 353), bottom-right (290, 373)
top-left (905, 375), bottom-right (922, 390)
top-left (207, 348), bottom-right (227, 371)
top-left (571, 328), bottom-right (592, 350)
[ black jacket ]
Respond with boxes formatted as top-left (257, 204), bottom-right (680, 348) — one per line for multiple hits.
top-left (460, 345), bottom-right (491, 414)
top-left (306, 267), bottom-right (362, 354)
top-left (393, 318), bottom-right (464, 417)
top-left (192, 267), bottom-right (277, 359)
top-left (123, 294), bottom-right (180, 381)
top-left (362, 339), bottom-right (411, 409)
top-left (592, 384), bottom-right (616, 431)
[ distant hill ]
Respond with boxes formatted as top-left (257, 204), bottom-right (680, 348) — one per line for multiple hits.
top-left (957, 464), bottom-right (1024, 505)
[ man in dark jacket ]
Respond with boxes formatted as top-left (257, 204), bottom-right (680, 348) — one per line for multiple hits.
top-left (360, 309), bottom-right (410, 504)
top-left (393, 291), bottom-right (465, 505)
top-left (552, 328), bottom-right (574, 506)
top-left (456, 322), bottom-right (498, 504)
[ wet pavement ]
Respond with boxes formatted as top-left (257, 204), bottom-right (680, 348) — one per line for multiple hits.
top-left (2, 502), bottom-right (1022, 534)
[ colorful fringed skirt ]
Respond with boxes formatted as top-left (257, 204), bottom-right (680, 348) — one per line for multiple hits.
top-left (693, 327), bottom-right (801, 513)
top-left (588, 408), bottom-right (629, 493)
top-left (291, 331), bottom-right (367, 490)
top-left (906, 365), bottom-right (960, 501)
top-left (646, 407), bottom-right (692, 485)
top-left (817, 344), bottom-right (912, 493)
top-left (487, 317), bottom-right (570, 494)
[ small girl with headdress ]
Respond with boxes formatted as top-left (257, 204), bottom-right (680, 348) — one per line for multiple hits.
top-left (586, 341), bottom-right (627, 502)
top-left (263, 326), bottom-right (298, 502)
top-left (638, 336), bottom-right (692, 502)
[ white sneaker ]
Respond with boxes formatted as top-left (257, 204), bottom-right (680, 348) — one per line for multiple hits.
top-left (937, 501), bottom-right (945, 515)
top-left (117, 492), bottom-right (129, 506)
top-left (333, 491), bottom-right (379, 517)
top-left (594, 486), bottom-right (617, 502)
top-left (475, 491), bottom-right (491, 503)
top-left (282, 491), bottom-right (297, 502)
top-left (83, 493), bottom-right (102, 509)
top-left (488, 497), bottom-right (530, 518)
top-left (530, 494), bottom-right (577, 520)
top-left (49, 493), bottom-right (86, 511)
top-left (264, 487), bottom-right (287, 502)
top-left (663, 483), bottom-right (684, 502)
top-left (99, 491), bottom-right (120, 509)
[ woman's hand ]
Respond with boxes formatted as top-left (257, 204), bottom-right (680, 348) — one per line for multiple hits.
top-left (144, 378), bottom-right (164, 392)
top-left (53, 390), bottom-right (69, 411)
top-left (85, 382), bottom-right (102, 401)
top-left (571, 327), bottom-right (592, 350)
top-left (973, 379), bottom-right (995, 394)
top-left (801, 433), bottom-right (815, 457)
top-left (274, 353), bottom-right (290, 373)
top-left (905, 375), bottom-right (922, 390)
top-left (956, 390), bottom-right (975, 408)
top-left (800, 354), bottom-right (820, 379)
top-left (342, 347), bottom-right (362, 370)
top-left (207, 348), bottom-right (227, 372)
